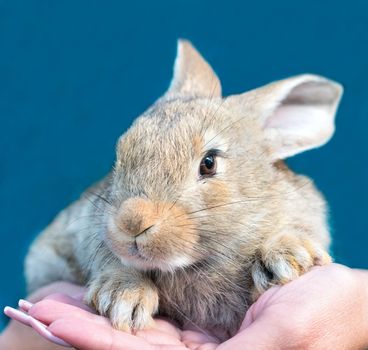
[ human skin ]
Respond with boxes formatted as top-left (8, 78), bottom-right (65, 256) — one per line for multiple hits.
top-left (2, 264), bottom-right (368, 350)
top-left (1, 282), bottom-right (85, 350)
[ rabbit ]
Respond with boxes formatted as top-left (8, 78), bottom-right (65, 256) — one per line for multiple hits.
top-left (25, 39), bottom-right (343, 340)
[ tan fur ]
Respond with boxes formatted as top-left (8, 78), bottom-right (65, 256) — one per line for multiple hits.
top-left (192, 134), bottom-right (203, 155)
top-left (25, 40), bottom-right (343, 340)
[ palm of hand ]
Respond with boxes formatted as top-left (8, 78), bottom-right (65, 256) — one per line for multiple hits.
top-left (26, 293), bottom-right (221, 350)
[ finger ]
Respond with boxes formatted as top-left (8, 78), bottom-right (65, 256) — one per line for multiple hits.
top-left (48, 317), bottom-right (155, 350)
top-left (72, 291), bottom-right (86, 301)
top-left (240, 303), bottom-right (255, 329)
top-left (28, 282), bottom-right (85, 303)
top-left (4, 306), bottom-right (32, 327)
top-left (18, 299), bottom-right (34, 312)
top-left (29, 316), bottom-right (72, 347)
top-left (4, 306), bottom-right (72, 348)
top-left (239, 286), bottom-right (282, 332)
top-left (29, 299), bottom-right (108, 326)
top-left (43, 293), bottom-right (94, 312)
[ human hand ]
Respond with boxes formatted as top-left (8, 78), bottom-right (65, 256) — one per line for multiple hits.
top-left (219, 263), bottom-right (368, 350)
top-left (1, 282), bottom-right (85, 350)
top-left (5, 264), bottom-right (368, 350)
top-left (5, 291), bottom-right (220, 350)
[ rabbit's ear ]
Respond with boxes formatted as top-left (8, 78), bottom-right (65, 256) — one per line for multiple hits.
top-left (230, 74), bottom-right (343, 159)
top-left (164, 40), bottom-right (221, 100)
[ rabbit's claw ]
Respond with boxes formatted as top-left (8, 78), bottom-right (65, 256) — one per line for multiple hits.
top-left (85, 276), bottom-right (159, 332)
top-left (251, 235), bottom-right (331, 299)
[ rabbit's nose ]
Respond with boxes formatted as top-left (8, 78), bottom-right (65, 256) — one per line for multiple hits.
top-left (115, 197), bottom-right (160, 237)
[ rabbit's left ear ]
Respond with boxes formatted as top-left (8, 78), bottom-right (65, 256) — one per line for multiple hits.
top-left (229, 74), bottom-right (343, 159)
top-left (164, 39), bottom-right (222, 100)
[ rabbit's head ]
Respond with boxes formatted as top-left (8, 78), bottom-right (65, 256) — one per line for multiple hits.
top-left (105, 40), bottom-right (342, 272)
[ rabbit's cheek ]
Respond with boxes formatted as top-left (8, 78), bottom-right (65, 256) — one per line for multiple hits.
top-left (201, 180), bottom-right (230, 208)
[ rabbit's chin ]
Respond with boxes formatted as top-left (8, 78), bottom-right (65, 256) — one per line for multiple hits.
top-left (117, 246), bottom-right (194, 272)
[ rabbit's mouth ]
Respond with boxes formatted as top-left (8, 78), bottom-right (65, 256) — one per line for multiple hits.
top-left (116, 247), bottom-right (192, 272)
top-left (126, 234), bottom-right (153, 261)
top-left (119, 229), bottom-right (194, 271)
top-left (105, 197), bottom-right (203, 271)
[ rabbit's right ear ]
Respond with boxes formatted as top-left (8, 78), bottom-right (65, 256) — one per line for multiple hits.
top-left (163, 40), bottom-right (222, 100)
top-left (227, 74), bottom-right (343, 159)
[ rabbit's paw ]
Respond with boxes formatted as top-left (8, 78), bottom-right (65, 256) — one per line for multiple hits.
top-left (85, 276), bottom-right (159, 332)
top-left (251, 235), bottom-right (331, 299)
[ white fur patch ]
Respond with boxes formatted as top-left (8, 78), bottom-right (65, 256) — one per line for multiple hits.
top-left (110, 298), bottom-right (135, 326)
top-left (97, 289), bottom-right (114, 314)
top-left (271, 257), bottom-right (297, 280)
top-left (168, 255), bottom-right (193, 269)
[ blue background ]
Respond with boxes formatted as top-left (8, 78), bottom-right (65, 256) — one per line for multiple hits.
top-left (0, 0), bottom-right (367, 329)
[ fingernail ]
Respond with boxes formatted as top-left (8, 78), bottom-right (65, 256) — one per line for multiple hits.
top-left (29, 317), bottom-right (72, 348)
top-left (18, 299), bottom-right (33, 312)
top-left (3, 306), bottom-right (31, 327)
top-left (4, 306), bottom-right (71, 348)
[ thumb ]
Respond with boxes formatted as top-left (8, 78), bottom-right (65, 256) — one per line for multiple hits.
top-left (217, 286), bottom-right (285, 349)
top-left (218, 315), bottom-right (285, 350)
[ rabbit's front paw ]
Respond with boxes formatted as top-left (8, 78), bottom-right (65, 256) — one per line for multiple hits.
top-left (251, 235), bottom-right (331, 299)
top-left (85, 275), bottom-right (159, 332)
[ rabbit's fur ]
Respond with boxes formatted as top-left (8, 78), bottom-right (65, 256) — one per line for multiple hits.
top-left (25, 40), bottom-right (342, 339)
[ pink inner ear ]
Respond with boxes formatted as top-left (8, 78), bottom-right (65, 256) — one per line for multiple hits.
top-left (227, 75), bottom-right (341, 159)
top-left (266, 80), bottom-right (338, 135)
top-left (267, 105), bottom-right (333, 135)
top-left (265, 104), bottom-right (335, 159)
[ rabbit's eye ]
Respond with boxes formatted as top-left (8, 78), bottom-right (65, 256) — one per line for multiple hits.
top-left (199, 151), bottom-right (217, 177)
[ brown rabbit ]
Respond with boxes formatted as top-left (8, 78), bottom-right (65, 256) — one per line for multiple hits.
top-left (25, 40), bottom-right (343, 340)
